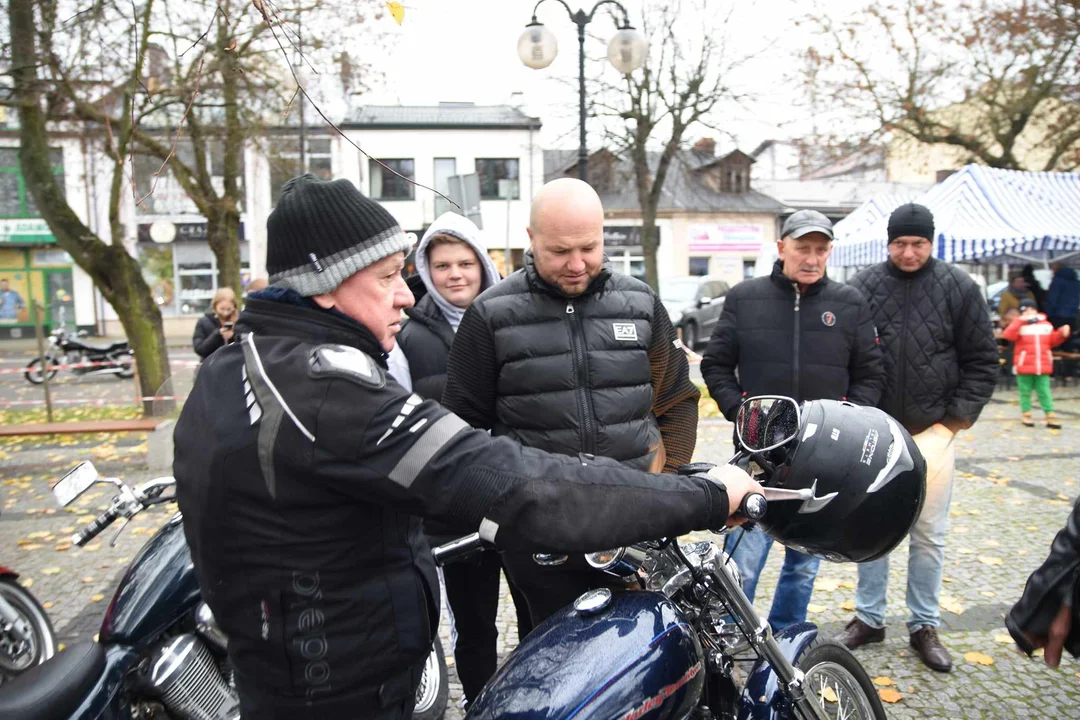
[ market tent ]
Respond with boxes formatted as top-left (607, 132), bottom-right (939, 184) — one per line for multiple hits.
top-left (830, 165), bottom-right (1080, 267)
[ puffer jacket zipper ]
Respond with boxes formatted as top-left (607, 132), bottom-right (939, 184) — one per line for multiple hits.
top-left (566, 301), bottom-right (597, 454)
top-left (793, 284), bottom-right (802, 400)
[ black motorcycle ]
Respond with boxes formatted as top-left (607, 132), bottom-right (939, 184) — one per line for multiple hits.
top-left (23, 326), bottom-right (134, 385)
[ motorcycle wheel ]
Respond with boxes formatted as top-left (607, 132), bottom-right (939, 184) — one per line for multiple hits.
top-left (795, 638), bottom-right (886, 720)
top-left (23, 356), bottom-right (59, 385)
top-left (413, 636), bottom-right (449, 720)
top-left (0, 577), bottom-right (57, 685)
top-left (117, 360), bottom-right (135, 379)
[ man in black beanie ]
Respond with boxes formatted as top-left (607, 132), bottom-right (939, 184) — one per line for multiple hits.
top-left (172, 174), bottom-right (761, 719)
top-left (835, 203), bottom-right (998, 673)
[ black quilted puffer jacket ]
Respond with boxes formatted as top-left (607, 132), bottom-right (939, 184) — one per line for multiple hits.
top-left (848, 258), bottom-right (998, 435)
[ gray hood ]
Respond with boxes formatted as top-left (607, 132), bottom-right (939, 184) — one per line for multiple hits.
top-left (415, 212), bottom-right (502, 330)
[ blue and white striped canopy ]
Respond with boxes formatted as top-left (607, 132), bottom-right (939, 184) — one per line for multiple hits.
top-left (829, 165), bottom-right (1080, 267)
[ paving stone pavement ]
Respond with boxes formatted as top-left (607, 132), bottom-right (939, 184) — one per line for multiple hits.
top-left (2, 387), bottom-right (1079, 718)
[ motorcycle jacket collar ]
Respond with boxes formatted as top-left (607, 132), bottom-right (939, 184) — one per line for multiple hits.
top-left (523, 250), bottom-right (612, 300)
top-left (237, 290), bottom-right (389, 368)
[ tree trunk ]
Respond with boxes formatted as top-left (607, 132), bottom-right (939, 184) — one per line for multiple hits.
top-left (10, 0), bottom-right (172, 417)
top-left (207, 207), bottom-right (242, 293)
top-left (642, 212), bottom-right (660, 293)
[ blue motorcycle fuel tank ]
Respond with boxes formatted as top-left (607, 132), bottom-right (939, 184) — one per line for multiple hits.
top-left (468, 590), bottom-right (704, 720)
top-left (99, 512), bottom-right (202, 647)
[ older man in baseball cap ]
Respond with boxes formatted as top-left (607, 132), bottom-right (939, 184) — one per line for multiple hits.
top-left (702, 208), bottom-right (884, 631)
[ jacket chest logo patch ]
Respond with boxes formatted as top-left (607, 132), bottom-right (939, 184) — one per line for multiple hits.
top-left (821, 311), bottom-right (836, 327)
top-left (613, 322), bottom-right (638, 341)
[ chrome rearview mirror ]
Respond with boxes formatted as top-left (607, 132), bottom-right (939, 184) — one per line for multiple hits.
top-left (52, 462), bottom-right (100, 507)
top-left (736, 396), bottom-right (801, 453)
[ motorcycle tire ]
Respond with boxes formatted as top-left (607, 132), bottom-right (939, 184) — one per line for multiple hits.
top-left (23, 357), bottom-right (59, 385)
top-left (0, 577), bottom-right (57, 684)
top-left (794, 638), bottom-right (886, 720)
top-left (413, 636), bottom-right (449, 720)
top-left (117, 361), bottom-right (135, 379)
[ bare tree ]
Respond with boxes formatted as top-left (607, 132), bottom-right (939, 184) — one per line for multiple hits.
top-left (44, 0), bottom-right (384, 294)
top-left (803, 0), bottom-right (1080, 172)
top-left (592, 0), bottom-right (750, 291)
top-left (9, 0), bottom-right (171, 414)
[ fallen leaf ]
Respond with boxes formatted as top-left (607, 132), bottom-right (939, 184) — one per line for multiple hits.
top-left (81, 576), bottom-right (94, 583)
top-left (41, 567), bottom-right (61, 575)
top-left (806, 603), bottom-right (827, 613)
top-left (964, 651), bottom-right (994, 666)
top-left (980, 590), bottom-right (997, 598)
top-left (878, 688), bottom-right (903, 703)
top-left (55, 543), bottom-right (71, 552)
top-left (993, 633), bottom-right (1013, 644)
top-left (1033, 648), bottom-right (1045, 658)
top-left (815, 578), bottom-right (841, 592)
top-left (90, 594), bottom-right (105, 602)
top-left (1006, 456), bottom-right (1021, 461)
top-left (968, 509), bottom-right (982, 515)
top-left (982, 539), bottom-right (1001, 548)
top-left (57, 643), bottom-right (65, 652)
top-left (385, 1), bottom-right (405, 24)
top-left (18, 577), bottom-right (33, 589)
top-left (821, 686), bottom-right (838, 703)
top-left (872, 676), bottom-right (896, 687)
top-left (957, 548), bottom-right (975, 555)
top-left (942, 577), bottom-right (952, 583)
top-left (18, 542), bottom-right (43, 550)
top-left (841, 600), bottom-right (856, 611)
top-left (941, 597), bottom-right (965, 615)
top-left (42, 601), bottom-right (54, 609)
top-left (839, 580), bottom-right (856, 589)
top-left (978, 555), bottom-right (1004, 566)
top-left (953, 526), bottom-right (970, 534)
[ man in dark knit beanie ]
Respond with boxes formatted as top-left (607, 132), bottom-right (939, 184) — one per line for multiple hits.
top-left (172, 173), bottom-right (762, 718)
top-left (837, 202), bottom-right (997, 673)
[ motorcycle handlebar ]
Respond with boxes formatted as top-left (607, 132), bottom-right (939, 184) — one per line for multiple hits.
top-left (431, 532), bottom-right (483, 566)
top-left (72, 505), bottom-right (121, 547)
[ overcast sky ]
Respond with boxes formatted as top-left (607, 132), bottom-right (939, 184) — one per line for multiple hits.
top-left (354, 0), bottom-right (867, 152)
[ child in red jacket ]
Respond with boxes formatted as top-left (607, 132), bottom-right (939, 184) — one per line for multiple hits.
top-left (1002, 298), bottom-right (1071, 428)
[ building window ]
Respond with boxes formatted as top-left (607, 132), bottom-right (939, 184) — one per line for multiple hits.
top-left (268, 137), bottom-right (331, 206)
top-left (370, 159), bottom-right (415, 200)
top-left (609, 248), bottom-right (646, 281)
top-left (688, 257), bottom-right (710, 276)
top-left (476, 158), bottom-right (520, 199)
top-left (743, 260), bottom-right (756, 279)
top-left (0, 147), bottom-right (64, 218)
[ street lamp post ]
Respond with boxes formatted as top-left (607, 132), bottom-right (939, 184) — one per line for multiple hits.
top-left (518, 0), bottom-right (647, 182)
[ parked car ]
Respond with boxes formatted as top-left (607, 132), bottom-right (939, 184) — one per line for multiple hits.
top-left (660, 276), bottom-right (730, 350)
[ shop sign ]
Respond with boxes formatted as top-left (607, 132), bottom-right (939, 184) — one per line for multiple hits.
top-left (604, 226), bottom-right (643, 248)
top-left (136, 222), bottom-right (246, 244)
top-left (0, 218), bottom-right (55, 244)
top-left (688, 223), bottom-right (763, 253)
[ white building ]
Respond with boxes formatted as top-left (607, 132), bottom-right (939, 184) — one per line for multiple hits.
top-left (0, 103), bottom-right (543, 339)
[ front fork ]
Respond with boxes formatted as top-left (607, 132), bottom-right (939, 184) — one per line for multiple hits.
top-left (0, 586), bottom-right (34, 649)
top-left (706, 555), bottom-right (828, 720)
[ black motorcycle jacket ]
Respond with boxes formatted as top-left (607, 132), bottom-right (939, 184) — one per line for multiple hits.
top-left (173, 291), bottom-right (733, 719)
top-left (1007, 498), bottom-right (1080, 659)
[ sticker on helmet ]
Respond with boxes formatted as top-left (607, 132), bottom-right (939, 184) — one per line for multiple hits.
top-left (860, 428), bottom-right (879, 466)
top-left (830, 428), bottom-right (840, 441)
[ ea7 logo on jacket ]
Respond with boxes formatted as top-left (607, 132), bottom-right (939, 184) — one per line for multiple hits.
top-left (613, 322), bottom-right (638, 341)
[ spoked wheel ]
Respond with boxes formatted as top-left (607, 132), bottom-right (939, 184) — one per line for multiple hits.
top-left (796, 639), bottom-right (886, 720)
top-left (23, 356), bottom-right (60, 385)
top-left (0, 578), bottom-right (57, 686)
top-left (413, 636), bottom-right (448, 719)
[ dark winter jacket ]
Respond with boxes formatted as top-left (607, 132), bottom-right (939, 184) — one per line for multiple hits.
top-left (700, 261), bottom-right (884, 421)
top-left (395, 294), bottom-right (455, 401)
top-left (849, 258), bottom-right (998, 435)
top-left (1008, 498), bottom-right (1080, 660)
top-left (174, 292), bottom-right (732, 719)
top-left (442, 252), bottom-right (700, 473)
top-left (1046, 267), bottom-right (1080, 321)
top-left (192, 311), bottom-right (229, 359)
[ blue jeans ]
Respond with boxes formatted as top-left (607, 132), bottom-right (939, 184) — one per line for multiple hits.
top-left (855, 427), bottom-right (955, 631)
top-left (725, 525), bottom-right (821, 630)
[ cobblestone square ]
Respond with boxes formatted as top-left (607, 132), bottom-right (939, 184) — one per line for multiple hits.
top-left (2, 380), bottom-right (1078, 718)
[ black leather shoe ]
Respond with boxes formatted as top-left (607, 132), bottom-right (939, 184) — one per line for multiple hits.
top-left (910, 626), bottom-right (953, 672)
top-left (834, 617), bottom-right (885, 650)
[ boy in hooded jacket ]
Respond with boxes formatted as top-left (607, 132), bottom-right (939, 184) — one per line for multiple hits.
top-left (390, 212), bottom-right (527, 709)
top-left (1002, 298), bottom-right (1071, 428)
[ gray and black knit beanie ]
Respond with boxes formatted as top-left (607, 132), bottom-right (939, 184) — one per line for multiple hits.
top-left (266, 174), bottom-right (413, 296)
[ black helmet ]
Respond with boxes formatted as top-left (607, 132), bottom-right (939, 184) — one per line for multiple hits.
top-left (742, 398), bottom-right (926, 563)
